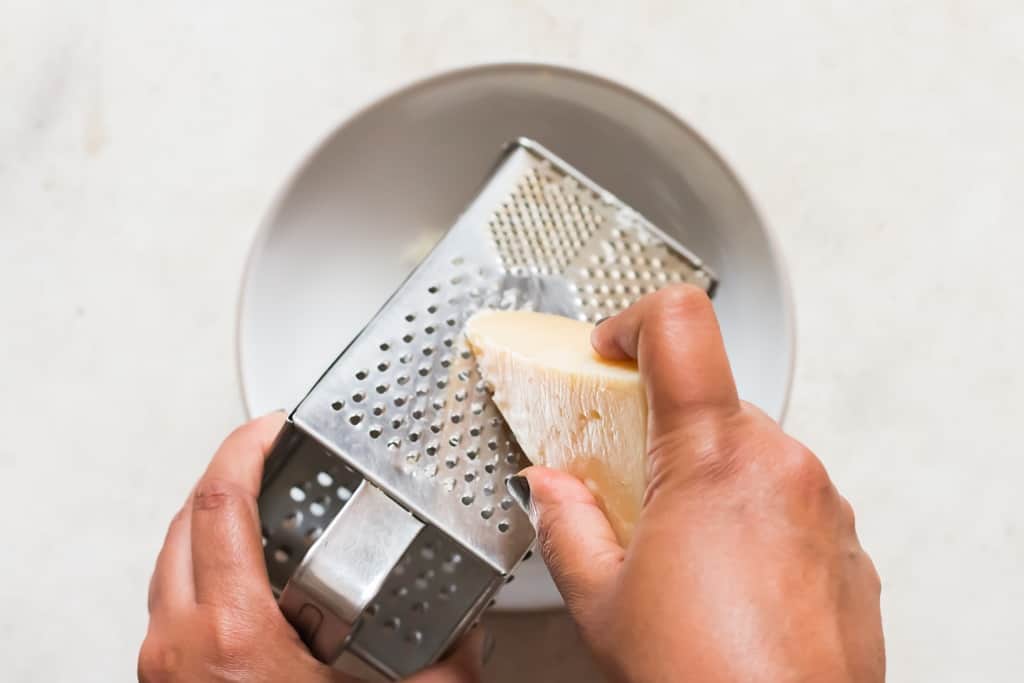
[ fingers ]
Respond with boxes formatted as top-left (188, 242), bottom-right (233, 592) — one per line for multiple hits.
top-left (148, 496), bottom-right (195, 614)
top-left (202, 411), bottom-right (286, 497)
top-left (405, 628), bottom-right (490, 683)
top-left (591, 285), bottom-right (740, 433)
top-left (191, 413), bottom-right (285, 608)
top-left (519, 467), bottom-right (623, 616)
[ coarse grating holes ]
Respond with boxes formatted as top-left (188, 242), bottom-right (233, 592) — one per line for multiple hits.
top-left (352, 391), bottom-right (365, 403)
top-left (331, 400), bottom-right (344, 411)
top-left (281, 511), bottom-right (302, 530)
top-left (500, 497), bottom-right (513, 510)
top-left (289, 486), bottom-right (306, 502)
top-left (316, 472), bottom-right (333, 487)
top-left (497, 521), bottom-right (510, 533)
top-left (369, 426), bottom-right (382, 439)
top-left (460, 493), bottom-right (475, 506)
top-left (305, 526), bottom-right (322, 542)
top-left (309, 498), bottom-right (328, 517)
top-left (480, 507), bottom-right (494, 520)
top-left (273, 547), bottom-right (291, 563)
top-left (372, 404), bottom-right (385, 417)
top-left (336, 486), bottom-right (352, 501)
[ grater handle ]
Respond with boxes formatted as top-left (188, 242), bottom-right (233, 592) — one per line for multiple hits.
top-left (279, 481), bottom-right (424, 666)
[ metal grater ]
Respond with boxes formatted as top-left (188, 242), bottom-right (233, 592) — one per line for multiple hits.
top-left (258, 138), bottom-right (717, 680)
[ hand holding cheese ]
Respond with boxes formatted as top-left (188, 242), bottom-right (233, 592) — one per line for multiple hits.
top-left (465, 310), bottom-right (646, 544)
top-left (473, 286), bottom-right (886, 683)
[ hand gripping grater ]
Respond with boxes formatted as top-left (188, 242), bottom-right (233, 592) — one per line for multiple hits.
top-left (258, 138), bottom-right (717, 680)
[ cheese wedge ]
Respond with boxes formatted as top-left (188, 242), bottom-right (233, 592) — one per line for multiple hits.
top-left (465, 309), bottom-right (647, 545)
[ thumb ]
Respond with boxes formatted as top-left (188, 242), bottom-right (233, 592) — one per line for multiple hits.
top-left (513, 466), bottom-right (623, 615)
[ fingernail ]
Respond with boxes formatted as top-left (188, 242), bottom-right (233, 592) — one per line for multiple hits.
top-left (482, 630), bottom-right (496, 665)
top-left (505, 475), bottom-right (532, 517)
top-left (594, 316), bottom-right (609, 326)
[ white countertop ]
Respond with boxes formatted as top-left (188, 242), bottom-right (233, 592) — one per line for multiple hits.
top-left (2, 2), bottom-right (1022, 681)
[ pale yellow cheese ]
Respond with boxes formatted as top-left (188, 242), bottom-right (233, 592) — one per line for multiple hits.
top-left (465, 309), bottom-right (647, 545)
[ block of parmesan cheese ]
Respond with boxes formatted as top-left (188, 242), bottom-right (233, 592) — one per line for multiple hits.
top-left (465, 309), bottom-right (647, 545)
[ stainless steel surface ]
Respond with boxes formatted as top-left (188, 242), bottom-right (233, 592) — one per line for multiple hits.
top-left (238, 65), bottom-right (795, 612)
top-left (258, 139), bottom-right (716, 678)
top-left (279, 481), bottom-right (424, 663)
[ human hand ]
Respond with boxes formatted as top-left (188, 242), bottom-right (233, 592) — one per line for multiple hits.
top-left (139, 412), bottom-right (489, 682)
top-left (518, 285), bottom-right (884, 682)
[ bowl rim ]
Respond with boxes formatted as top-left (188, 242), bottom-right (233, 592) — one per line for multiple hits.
top-left (235, 60), bottom-right (796, 425)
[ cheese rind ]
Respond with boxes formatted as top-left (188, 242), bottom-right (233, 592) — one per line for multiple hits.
top-left (465, 310), bottom-right (647, 545)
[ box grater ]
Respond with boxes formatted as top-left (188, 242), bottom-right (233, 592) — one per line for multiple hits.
top-left (258, 138), bottom-right (717, 680)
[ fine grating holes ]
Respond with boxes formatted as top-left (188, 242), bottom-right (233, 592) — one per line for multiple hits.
top-left (336, 486), bottom-right (352, 502)
top-left (316, 472), bottom-right (333, 487)
top-left (372, 404), bottom-right (385, 417)
top-left (273, 547), bottom-right (291, 563)
top-left (331, 400), bottom-right (344, 411)
top-left (289, 486), bottom-right (306, 502)
top-left (497, 521), bottom-right (510, 533)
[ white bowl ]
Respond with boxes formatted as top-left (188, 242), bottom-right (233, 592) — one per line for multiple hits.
top-left (237, 63), bottom-right (795, 610)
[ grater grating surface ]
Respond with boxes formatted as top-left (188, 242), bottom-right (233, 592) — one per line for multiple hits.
top-left (259, 138), bottom-right (716, 679)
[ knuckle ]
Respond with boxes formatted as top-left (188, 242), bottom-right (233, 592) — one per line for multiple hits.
top-left (840, 495), bottom-right (857, 528)
top-left (208, 608), bottom-right (252, 665)
top-left (193, 477), bottom-right (241, 512)
top-left (775, 442), bottom-right (831, 492)
top-left (138, 637), bottom-right (176, 681)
